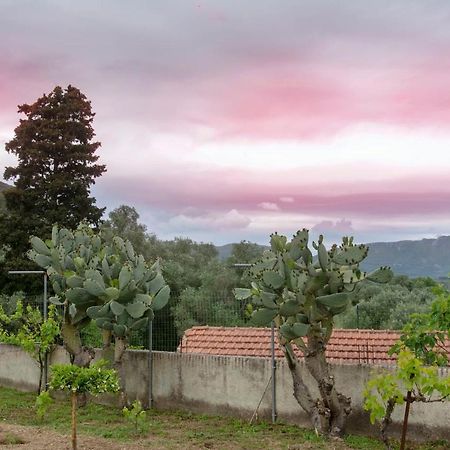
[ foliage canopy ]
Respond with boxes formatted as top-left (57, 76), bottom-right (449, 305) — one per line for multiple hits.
top-left (0, 85), bottom-right (106, 294)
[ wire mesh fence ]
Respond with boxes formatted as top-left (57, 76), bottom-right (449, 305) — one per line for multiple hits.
top-left (0, 291), bottom-right (433, 353)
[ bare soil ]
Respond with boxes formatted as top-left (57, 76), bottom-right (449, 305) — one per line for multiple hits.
top-left (0, 423), bottom-right (354, 450)
top-left (0, 424), bottom-right (146, 450)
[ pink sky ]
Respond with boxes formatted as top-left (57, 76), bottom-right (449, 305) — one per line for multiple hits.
top-left (1, 1), bottom-right (450, 244)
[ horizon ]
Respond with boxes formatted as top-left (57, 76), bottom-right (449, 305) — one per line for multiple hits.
top-left (1, 1), bottom-right (450, 245)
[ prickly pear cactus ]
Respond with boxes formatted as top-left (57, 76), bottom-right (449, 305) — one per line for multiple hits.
top-left (84, 235), bottom-right (170, 339)
top-left (234, 229), bottom-right (393, 344)
top-left (234, 229), bottom-right (392, 436)
top-left (28, 223), bottom-right (170, 347)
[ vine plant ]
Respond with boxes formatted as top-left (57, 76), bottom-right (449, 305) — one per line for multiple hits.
top-left (0, 300), bottom-right (60, 393)
top-left (364, 287), bottom-right (450, 449)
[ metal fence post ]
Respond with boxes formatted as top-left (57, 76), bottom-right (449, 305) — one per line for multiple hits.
top-left (43, 272), bottom-right (48, 320)
top-left (271, 321), bottom-right (277, 423)
top-left (43, 272), bottom-right (48, 387)
top-left (148, 319), bottom-right (153, 409)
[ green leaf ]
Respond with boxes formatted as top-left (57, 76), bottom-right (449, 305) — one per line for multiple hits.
top-left (296, 314), bottom-right (309, 324)
top-left (280, 322), bottom-right (310, 340)
top-left (270, 233), bottom-right (287, 252)
top-left (102, 257), bottom-right (111, 280)
top-left (119, 265), bottom-right (132, 290)
top-left (151, 285), bottom-right (170, 311)
top-left (126, 302), bottom-right (147, 319)
top-left (84, 279), bottom-right (105, 297)
top-left (316, 292), bottom-right (349, 308)
top-left (49, 296), bottom-right (65, 306)
top-left (73, 256), bottom-right (85, 271)
top-left (105, 287), bottom-right (119, 301)
top-left (318, 242), bottom-right (328, 271)
top-left (135, 293), bottom-right (152, 304)
top-left (86, 305), bottom-right (103, 319)
top-left (130, 317), bottom-right (149, 331)
top-left (332, 245), bottom-right (368, 265)
top-left (234, 288), bottom-right (252, 300)
top-left (366, 267), bottom-right (393, 283)
top-left (30, 236), bottom-right (51, 256)
top-left (110, 301), bottom-right (125, 316)
top-left (279, 300), bottom-right (301, 316)
top-left (52, 281), bottom-right (62, 295)
top-left (66, 275), bottom-right (84, 289)
top-left (72, 310), bottom-right (88, 325)
top-left (51, 225), bottom-right (59, 247)
top-left (262, 271), bottom-right (284, 289)
top-left (261, 293), bottom-right (278, 310)
top-left (34, 254), bottom-right (52, 268)
top-left (148, 273), bottom-right (165, 296)
top-left (95, 317), bottom-right (113, 330)
top-left (251, 308), bottom-right (277, 326)
top-left (66, 288), bottom-right (92, 305)
top-left (113, 324), bottom-right (127, 337)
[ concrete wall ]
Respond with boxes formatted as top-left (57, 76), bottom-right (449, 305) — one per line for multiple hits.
top-left (0, 344), bottom-right (69, 392)
top-left (1, 344), bottom-right (449, 440)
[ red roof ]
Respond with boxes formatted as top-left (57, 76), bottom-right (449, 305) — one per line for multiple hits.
top-left (179, 326), bottom-right (450, 365)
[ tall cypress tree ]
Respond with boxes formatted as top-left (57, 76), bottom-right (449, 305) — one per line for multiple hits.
top-left (0, 85), bottom-right (106, 293)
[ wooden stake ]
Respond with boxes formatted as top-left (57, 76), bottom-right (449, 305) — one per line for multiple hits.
top-left (400, 391), bottom-right (412, 450)
top-left (71, 392), bottom-right (77, 450)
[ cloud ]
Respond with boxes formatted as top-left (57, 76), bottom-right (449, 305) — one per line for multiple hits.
top-left (279, 196), bottom-right (294, 203)
top-left (258, 202), bottom-right (280, 211)
top-left (2, 1), bottom-right (450, 245)
top-left (167, 209), bottom-right (251, 232)
top-left (311, 219), bottom-right (354, 234)
top-left (3, 1), bottom-right (450, 140)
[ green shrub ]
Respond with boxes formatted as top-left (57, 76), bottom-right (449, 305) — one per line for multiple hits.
top-left (123, 399), bottom-right (147, 435)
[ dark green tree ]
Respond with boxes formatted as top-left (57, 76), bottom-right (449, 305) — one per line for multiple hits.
top-left (0, 85), bottom-right (106, 294)
top-left (227, 240), bottom-right (264, 265)
top-left (102, 205), bottom-right (149, 255)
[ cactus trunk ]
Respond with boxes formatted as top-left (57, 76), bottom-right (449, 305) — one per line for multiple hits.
top-left (282, 342), bottom-right (325, 431)
top-left (61, 323), bottom-right (94, 368)
top-left (303, 334), bottom-right (351, 436)
top-left (282, 337), bottom-right (351, 436)
top-left (114, 337), bottom-right (128, 407)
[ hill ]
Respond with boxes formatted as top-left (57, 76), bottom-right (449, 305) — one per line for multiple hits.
top-left (0, 181), bottom-right (11, 211)
top-left (0, 181), bottom-right (10, 192)
top-left (217, 236), bottom-right (450, 279)
top-left (361, 236), bottom-right (450, 279)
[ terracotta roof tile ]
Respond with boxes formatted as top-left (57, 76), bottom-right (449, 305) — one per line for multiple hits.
top-left (178, 326), bottom-right (450, 366)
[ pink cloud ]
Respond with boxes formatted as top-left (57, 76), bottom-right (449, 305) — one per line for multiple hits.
top-left (167, 209), bottom-right (251, 231)
top-left (312, 219), bottom-right (354, 234)
top-left (258, 202), bottom-right (280, 211)
top-left (96, 166), bottom-right (450, 219)
top-left (2, 2), bottom-right (450, 141)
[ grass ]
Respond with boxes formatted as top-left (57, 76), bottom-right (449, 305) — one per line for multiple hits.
top-left (0, 386), bottom-right (448, 449)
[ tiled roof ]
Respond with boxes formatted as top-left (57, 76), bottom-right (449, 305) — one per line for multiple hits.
top-left (179, 326), bottom-right (450, 365)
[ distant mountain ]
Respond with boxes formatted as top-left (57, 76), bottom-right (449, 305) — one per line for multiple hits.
top-left (217, 236), bottom-right (450, 279)
top-left (0, 181), bottom-right (11, 211)
top-left (0, 181), bottom-right (11, 192)
top-left (216, 244), bottom-right (237, 260)
top-left (361, 236), bottom-right (450, 279)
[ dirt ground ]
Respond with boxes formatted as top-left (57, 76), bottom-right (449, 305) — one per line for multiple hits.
top-left (0, 422), bottom-right (388, 450)
top-left (0, 424), bottom-right (148, 450)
